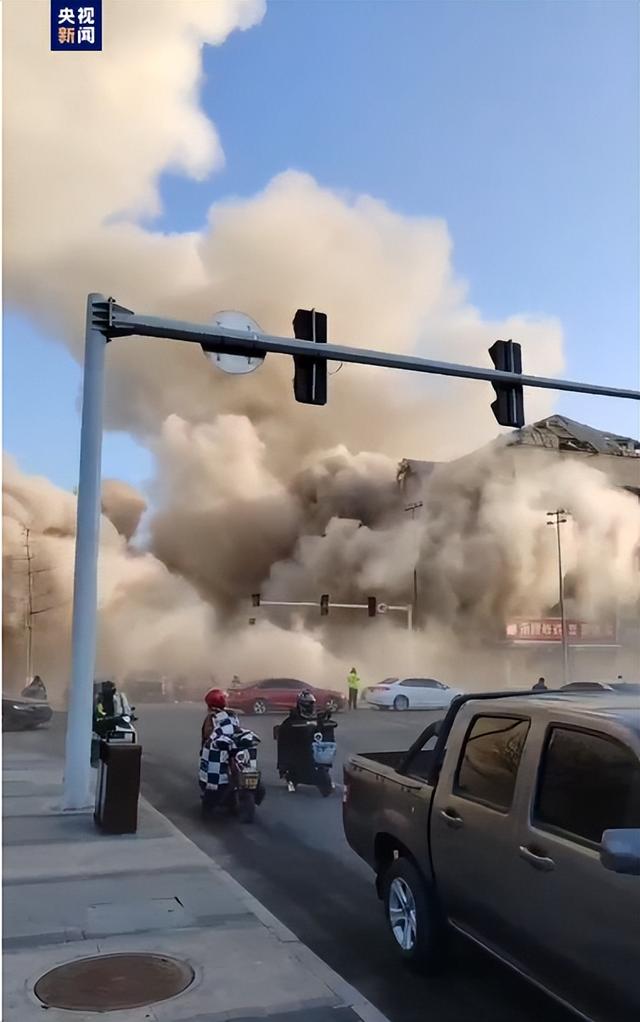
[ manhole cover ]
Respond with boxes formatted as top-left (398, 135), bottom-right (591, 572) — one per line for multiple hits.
top-left (34, 953), bottom-right (194, 1011)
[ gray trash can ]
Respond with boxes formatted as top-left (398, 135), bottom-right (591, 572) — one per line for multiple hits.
top-left (94, 736), bottom-right (141, 834)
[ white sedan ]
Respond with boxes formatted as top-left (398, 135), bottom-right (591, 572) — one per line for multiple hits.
top-left (366, 677), bottom-right (459, 711)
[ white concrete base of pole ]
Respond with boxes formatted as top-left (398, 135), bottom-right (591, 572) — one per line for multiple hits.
top-left (62, 294), bottom-right (107, 810)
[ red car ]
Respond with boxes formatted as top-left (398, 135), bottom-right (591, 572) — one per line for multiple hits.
top-left (230, 678), bottom-right (344, 716)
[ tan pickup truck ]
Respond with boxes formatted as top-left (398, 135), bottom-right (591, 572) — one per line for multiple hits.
top-left (343, 690), bottom-right (640, 1022)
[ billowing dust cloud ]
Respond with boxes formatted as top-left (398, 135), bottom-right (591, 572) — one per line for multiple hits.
top-left (3, 2), bottom-right (639, 698)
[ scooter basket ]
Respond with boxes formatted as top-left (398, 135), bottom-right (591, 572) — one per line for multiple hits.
top-left (312, 740), bottom-right (336, 766)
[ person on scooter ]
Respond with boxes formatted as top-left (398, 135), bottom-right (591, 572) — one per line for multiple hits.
top-left (276, 690), bottom-right (336, 794)
top-left (93, 679), bottom-right (134, 737)
top-left (201, 687), bottom-right (227, 747)
top-left (199, 688), bottom-right (263, 810)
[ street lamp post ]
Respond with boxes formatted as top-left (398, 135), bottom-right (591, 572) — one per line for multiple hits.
top-left (404, 501), bottom-right (423, 628)
top-left (547, 509), bottom-right (570, 686)
top-left (61, 293), bottom-right (639, 808)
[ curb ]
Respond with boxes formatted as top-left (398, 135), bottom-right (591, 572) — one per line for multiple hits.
top-left (141, 796), bottom-right (391, 1022)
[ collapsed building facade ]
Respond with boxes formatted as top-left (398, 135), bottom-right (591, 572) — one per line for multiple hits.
top-left (398, 415), bottom-right (640, 683)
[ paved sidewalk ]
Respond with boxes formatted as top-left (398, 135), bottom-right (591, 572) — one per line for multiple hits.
top-left (3, 740), bottom-right (389, 1022)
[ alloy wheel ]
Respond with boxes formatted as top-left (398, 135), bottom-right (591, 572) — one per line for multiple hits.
top-left (388, 877), bottom-right (417, 951)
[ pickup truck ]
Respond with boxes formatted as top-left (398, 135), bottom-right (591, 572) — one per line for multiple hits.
top-left (343, 691), bottom-right (640, 1022)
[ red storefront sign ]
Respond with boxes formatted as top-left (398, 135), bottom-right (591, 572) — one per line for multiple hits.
top-left (505, 619), bottom-right (617, 643)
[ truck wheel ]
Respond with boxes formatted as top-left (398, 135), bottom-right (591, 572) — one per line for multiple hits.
top-left (393, 695), bottom-right (409, 711)
top-left (383, 859), bottom-right (445, 973)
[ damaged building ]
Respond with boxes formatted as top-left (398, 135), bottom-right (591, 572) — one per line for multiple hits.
top-left (397, 415), bottom-right (640, 682)
top-left (398, 415), bottom-right (640, 498)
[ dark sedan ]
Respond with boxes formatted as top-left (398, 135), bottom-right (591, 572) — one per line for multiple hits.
top-left (2, 696), bottom-right (53, 731)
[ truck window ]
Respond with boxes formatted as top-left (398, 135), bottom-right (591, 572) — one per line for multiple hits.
top-left (534, 727), bottom-right (640, 845)
top-left (454, 715), bottom-right (530, 812)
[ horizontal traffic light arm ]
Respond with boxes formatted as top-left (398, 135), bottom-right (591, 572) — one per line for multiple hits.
top-left (105, 306), bottom-right (640, 402)
top-left (250, 599), bottom-right (409, 611)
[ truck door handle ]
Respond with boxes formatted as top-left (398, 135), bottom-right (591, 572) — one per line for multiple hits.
top-left (440, 808), bottom-right (464, 829)
top-left (519, 845), bottom-right (555, 872)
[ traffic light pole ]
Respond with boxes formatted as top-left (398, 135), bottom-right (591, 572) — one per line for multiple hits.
top-left (252, 599), bottom-right (412, 629)
top-left (62, 293), bottom-right (639, 808)
top-left (63, 295), bottom-right (108, 810)
top-left (107, 306), bottom-right (640, 402)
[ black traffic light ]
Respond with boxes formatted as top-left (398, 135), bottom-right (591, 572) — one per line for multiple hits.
top-left (367, 597), bottom-right (377, 617)
top-left (292, 308), bottom-right (327, 405)
top-left (488, 339), bottom-right (524, 428)
top-left (251, 594), bottom-right (261, 607)
top-left (320, 594), bottom-right (329, 616)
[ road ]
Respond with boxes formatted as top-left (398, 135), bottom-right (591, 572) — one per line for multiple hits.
top-left (135, 702), bottom-right (573, 1022)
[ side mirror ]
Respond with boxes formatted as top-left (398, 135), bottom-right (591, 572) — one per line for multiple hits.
top-left (600, 829), bottom-right (640, 875)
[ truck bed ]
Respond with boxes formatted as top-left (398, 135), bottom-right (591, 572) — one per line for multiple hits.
top-left (357, 750), bottom-right (409, 769)
top-left (343, 748), bottom-right (436, 872)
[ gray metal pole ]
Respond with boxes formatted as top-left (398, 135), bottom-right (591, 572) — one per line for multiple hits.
top-left (62, 295), bottom-right (107, 810)
top-left (110, 310), bottom-right (640, 403)
top-left (555, 515), bottom-right (569, 685)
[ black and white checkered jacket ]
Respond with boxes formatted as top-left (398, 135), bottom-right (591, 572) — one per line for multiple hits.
top-left (199, 710), bottom-right (259, 791)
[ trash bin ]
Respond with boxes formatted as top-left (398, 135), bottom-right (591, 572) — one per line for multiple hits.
top-left (94, 735), bottom-right (141, 834)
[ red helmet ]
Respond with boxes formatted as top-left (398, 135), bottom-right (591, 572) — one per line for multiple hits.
top-left (205, 688), bottom-right (227, 711)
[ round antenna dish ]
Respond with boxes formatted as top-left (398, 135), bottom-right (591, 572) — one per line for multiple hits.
top-left (205, 311), bottom-right (265, 375)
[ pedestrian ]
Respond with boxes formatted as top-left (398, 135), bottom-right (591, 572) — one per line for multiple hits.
top-left (231, 674), bottom-right (241, 689)
top-left (347, 667), bottom-right (361, 709)
top-left (532, 676), bottom-right (548, 692)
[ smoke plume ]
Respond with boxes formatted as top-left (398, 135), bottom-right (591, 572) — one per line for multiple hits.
top-left (3, 2), bottom-right (638, 697)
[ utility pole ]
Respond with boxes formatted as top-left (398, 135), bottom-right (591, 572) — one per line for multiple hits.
top-left (8, 528), bottom-right (56, 686)
top-left (25, 528), bottom-right (34, 683)
top-left (404, 502), bottom-right (423, 628)
top-left (547, 510), bottom-right (570, 685)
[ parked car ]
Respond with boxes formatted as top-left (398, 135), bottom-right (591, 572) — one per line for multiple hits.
top-left (2, 695), bottom-right (53, 731)
top-left (366, 677), bottom-right (459, 711)
top-left (343, 689), bottom-right (640, 1022)
top-left (123, 673), bottom-right (167, 703)
top-left (562, 681), bottom-right (640, 696)
top-left (231, 678), bottom-right (345, 715)
top-left (612, 681), bottom-right (640, 694)
top-left (561, 681), bottom-right (616, 693)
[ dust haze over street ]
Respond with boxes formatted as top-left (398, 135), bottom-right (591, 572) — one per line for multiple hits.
top-left (3, 4), bottom-right (638, 1020)
top-left (132, 705), bottom-right (570, 1022)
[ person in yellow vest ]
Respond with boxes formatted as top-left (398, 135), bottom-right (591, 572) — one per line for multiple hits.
top-left (347, 667), bottom-right (361, 710)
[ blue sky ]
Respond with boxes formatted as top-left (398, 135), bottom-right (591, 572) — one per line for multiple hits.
top-left (4, 0), bottom-right (639, 491)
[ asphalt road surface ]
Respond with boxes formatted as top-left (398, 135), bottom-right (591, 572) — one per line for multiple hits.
top-left (134, 702), bottom-right (573, 1022)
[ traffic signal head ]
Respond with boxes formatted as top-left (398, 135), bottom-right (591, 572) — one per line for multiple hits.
top-left (320, 594), bottom-right (329, 616)
top-left (488, 339), bottom-right (524, 428)
top-left (293, 308), bottom-right (327, 405)
top-left (251, 593), bottom-right (261, 607)
top-left (367, 597), bottom-right (377, 617)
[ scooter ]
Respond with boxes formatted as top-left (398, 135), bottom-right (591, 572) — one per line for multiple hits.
top-left (200, 740), bottom-right (265, 824)
top-left (91, 712), bottom-right (138, 764)
top-left (274, 719), bottom-right (337, 797)
top-left (311, 731), bottom-right (337, 797)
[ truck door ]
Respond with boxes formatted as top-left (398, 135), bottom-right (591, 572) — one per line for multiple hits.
top-left (431, 711), bottom-right (531, 955)
top-left (514, 724), bottom-right (640, 1021)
